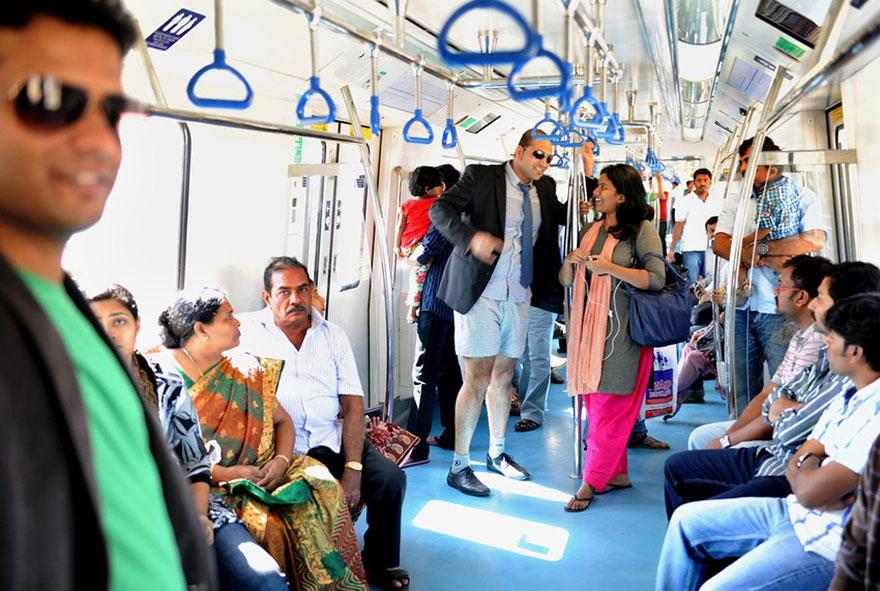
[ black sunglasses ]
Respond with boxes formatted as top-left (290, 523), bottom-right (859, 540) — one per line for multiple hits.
top-left (530, 149), bottom-right (559, 165)
top-left (7, 75), bottom-right (137, 132)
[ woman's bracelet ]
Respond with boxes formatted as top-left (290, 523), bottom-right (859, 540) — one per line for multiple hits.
top-left (273, 454), bottom-right (291, 468)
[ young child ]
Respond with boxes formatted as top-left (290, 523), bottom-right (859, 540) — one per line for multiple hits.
top-left (396, 166), bottom-right (445, 323)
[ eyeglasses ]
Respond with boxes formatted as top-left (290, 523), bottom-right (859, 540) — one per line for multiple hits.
top-left (530, 149), bottom-right (560, 165)
top-left (7, 75), bottom-right (137, 132)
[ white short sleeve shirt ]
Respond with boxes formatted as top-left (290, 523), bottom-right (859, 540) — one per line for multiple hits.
top-left (675, 187), bottom-right (724, 252)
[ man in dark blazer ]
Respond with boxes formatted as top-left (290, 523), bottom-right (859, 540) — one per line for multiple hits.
top-left (430, 130), bottom-right (566, 496)
top-left (0, 3), bottom-right (214, 589)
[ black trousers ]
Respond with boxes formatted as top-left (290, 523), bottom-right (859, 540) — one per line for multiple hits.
top-left (307, 441), bottom-right (406, 571)
top-left (406, 311), bottom-right (461, 454)
top-left (659, 220), bottom-right (669, 258)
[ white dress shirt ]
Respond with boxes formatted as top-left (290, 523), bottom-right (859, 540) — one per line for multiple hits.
top-left (236, 307), bottom-right (363, 454)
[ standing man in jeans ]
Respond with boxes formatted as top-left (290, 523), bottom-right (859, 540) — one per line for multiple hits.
top-left (714, 136), bottom-right (827, 414)
top-left (667, 168), bottom-right (723, 284)
top-left (430, 129), bottom-right (566, 496)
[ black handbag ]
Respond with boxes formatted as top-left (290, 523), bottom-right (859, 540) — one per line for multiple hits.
top-left (624, 244), bottom-right (694, 347)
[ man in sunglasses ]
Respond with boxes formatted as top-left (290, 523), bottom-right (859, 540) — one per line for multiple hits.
top-left (0, 3), bottom-right (214, 590)
top-left (430, 129), bottom-right (567, 496)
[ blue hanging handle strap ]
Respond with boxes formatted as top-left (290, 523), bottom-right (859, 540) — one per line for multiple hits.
top-left (551, 123), bottom-right (585, 148)
top-left (403, 61), bottom-right (433, 144)
top-left (593, 102), bottom-right (615, 140)
top-left (506, 37), bottom-right (571, 103)
top-left (296, 13), bottom-right (336, 124)
top-left (369, 44), bottom-right (381, 135)
top-left (187, 0), bottom-right (254, 109)
top-left (438, 0), bottom-right (538, 65)
top-left (441, 81), bottom-right (457, 148)
top-left (532, 98), bottom-right (564, 140)
top-left (587, 129), bottom-right (601, 155)
top-left (570, 86), bottom-right (606, 130)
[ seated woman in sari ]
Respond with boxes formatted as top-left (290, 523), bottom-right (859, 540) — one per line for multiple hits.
top-left (88, 285), bottom-right (288, 591)
top-left (155, 287), bottom-right (367, 591)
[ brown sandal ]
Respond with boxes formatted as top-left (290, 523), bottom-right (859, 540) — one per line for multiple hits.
top-left (564, 495), bottom-right (594, 512)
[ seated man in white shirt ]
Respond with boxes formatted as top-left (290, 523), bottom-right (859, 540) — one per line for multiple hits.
top-left (656, 294), bottom-right (880, 591)
top-left (238, 257), bottom-right (409, 591)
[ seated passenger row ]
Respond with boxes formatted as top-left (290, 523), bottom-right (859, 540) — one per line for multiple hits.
top-left (655, 260), bottom-right (880, 590)
top-left (87, 257), bottom-right (411, 591)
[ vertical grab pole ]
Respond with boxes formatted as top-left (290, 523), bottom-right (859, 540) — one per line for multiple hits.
top-left (566, 136), bottom-right (585, 479)
top-left (723, 67), bottom-right (787, 419)
top-left (340, 85), bottom-right (396, 420)
top-left (134, 21), bottom-right (193, 290)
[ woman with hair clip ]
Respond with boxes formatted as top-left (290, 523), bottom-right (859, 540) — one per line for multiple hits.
top-left (153, 288), bottom-right (368, 590)
top-left (560, 164), bottom-right (666, 512)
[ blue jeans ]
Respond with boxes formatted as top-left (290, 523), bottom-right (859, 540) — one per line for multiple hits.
top-left (682, 251), bottom-right (705, 285)
top-left (215, 522), bottom-right (288, 591)
top-left (663, 447), bottom-right (791, 518)
top-left (656, 497), bottom-right (835, 591)
top-left (732, 310), bottom-right (788, 417)
top-left (516, 307), bottom-right (556, 424)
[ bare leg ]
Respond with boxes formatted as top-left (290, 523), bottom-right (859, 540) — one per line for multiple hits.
top-left (453, 356), bottom-right (494, 456)
top-left (485, 356), bottom-right (517, 440)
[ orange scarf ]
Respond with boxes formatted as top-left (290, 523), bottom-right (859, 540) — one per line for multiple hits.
top-left (567, 222), bottom-right (619, 396)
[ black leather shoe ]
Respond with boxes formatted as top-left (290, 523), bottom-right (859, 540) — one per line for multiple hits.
top-left (486, 453), bottom-right (531, 480)
top-left (447, 467), bottom-right (491, 497)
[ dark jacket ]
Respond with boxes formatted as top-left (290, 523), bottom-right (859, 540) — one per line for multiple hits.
top-left (0, 255), bottom-right (216, 591)
top-left (429, 163), bottom-right (566, 314)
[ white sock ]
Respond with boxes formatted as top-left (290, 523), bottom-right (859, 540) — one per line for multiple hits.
top-left (451, 454), bottom-right (470, 473)
top-left (488, 437), bottom-right (505, 459)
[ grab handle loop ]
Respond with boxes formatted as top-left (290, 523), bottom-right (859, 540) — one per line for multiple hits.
top-left (438, 0), bottom-right (538, 65)
top-left (187, 1), bottom-right (253, 109)
top-left (532, 98), bottom-right (564, 139)
top-left (506, 36), bottom-right (571, 103)
top-left (570, 87), bottom-right (606, 130)
top-left (369, 44), bottom-right (381, 135)
top-left (403, 109), bottom-right (434, 144)
top-left (593, 102), bottom-right (615, 140)
top-left (442, 81), bottom-right (457, 148)
top-left (296, 13), bottom-right (336, 124)
top-left (550, 123), bottom-right (585, 148)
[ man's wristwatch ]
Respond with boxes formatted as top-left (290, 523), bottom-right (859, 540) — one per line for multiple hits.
top-left (756, 240), bottom-right (770, 257)
top-left (344, 461), bottom-right (363, 471)
top-left (720, 434), bottom-right (732, 449)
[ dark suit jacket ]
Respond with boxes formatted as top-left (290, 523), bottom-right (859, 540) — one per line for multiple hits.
top-left (429, 163), bottom-right (566, 314)
top-left (0, 255), bottom-right (216, 591)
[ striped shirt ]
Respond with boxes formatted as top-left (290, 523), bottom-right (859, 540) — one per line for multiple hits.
top-left (771, 323), bottom-right (825, 385)
top-left (236, 307), bottom-right (363, 455)
top-left (417, 225), bottom-right (454, 323)
top-left (787, 378), bottom-right (880, 562)
top-left (756, 347), bottom-right (853, 477)
top-left (832, 433), bottom-right (880, 589)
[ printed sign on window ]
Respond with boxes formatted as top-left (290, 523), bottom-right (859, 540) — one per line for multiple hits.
top-left (145, 9), bottom-right (205, 51)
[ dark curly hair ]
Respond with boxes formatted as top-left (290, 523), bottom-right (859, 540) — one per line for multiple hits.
top-left (1, 0), bottom-right (137, 54)
top-left (408, 166), bottom-right (443, 197)
top-left (599, 163), bottom-right (649, 241)
top-left (158, 288), bottom-right (227, 349)
top-left (825, 294), bottom-right (880, 372)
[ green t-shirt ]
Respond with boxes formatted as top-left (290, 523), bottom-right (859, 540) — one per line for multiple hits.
top-left (19, 270), bottom-right (186, 591)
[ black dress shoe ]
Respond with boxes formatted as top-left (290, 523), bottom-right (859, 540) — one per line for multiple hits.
top-left (447, 467), bottom-right (491, 497)
top-left (486, 453), bottom-right (531, 480)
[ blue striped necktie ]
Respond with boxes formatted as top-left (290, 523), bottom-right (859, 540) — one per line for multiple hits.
top-left (519, 182), bottom-right (533, 288)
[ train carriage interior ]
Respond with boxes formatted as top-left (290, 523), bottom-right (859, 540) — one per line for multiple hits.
top-left (7, 0), bottom-right (880, 589)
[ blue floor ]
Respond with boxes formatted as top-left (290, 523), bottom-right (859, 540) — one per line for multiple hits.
top-left (360, 377), bottom-right (728, 590)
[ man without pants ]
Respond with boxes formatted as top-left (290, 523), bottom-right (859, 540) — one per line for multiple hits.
top-left (430, 129), bottom-right (566, 496)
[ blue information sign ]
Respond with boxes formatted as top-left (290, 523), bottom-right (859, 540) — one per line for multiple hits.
top-left (145, 9), bottom-right (205, 51)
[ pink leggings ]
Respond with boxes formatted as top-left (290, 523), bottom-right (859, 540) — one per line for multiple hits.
top-left (580, 347), bottom-right (653, 490)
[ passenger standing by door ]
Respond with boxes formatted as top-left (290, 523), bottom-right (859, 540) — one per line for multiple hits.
top-left (0, 4), bottom-right (214, 589)
top-left (667, 168), bottom-right (723, 284)
top-left (430, 129), bottom-right (566, 497)
top-left (561, 164), bottom-right (665, 512)
top-left (713, 136), bottom-right (827, 413)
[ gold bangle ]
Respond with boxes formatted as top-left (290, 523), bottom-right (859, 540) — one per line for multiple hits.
top-left (273, 454), bottom-right (291, 467)
top-left (344, 461), bottom-right (363, 472)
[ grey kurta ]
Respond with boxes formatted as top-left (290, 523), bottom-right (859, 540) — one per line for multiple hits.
top-left (576, 219), bottom-right (665, 395)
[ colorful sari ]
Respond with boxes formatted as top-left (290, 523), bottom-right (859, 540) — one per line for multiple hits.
top-left (187, 353), bottom-right (367, 591)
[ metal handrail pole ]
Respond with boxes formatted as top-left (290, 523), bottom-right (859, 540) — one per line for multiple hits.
top-left (722, 68), bottom-right (787, 419)
top-left (340, 85), bottom-right (396, 421)
top-left (565, 147), bottom-right (585, 479)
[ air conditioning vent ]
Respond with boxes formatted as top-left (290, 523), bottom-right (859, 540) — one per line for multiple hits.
top-left (726, 57), bottom-right (772, 100)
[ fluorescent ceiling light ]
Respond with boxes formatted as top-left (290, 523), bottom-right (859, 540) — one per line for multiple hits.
top-left (677, 40), bottom-right (723, 81)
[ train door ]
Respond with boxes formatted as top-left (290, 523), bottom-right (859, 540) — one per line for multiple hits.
top-left (826, 103), bottom-right (860, 261)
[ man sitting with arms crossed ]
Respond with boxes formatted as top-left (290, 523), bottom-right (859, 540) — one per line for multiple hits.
top-left (664, 261), bottom-right (880, 517)
top-left (657, 293), bottom-right (880, 591)
top-left (237, 257), bottom-right (409, 591)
